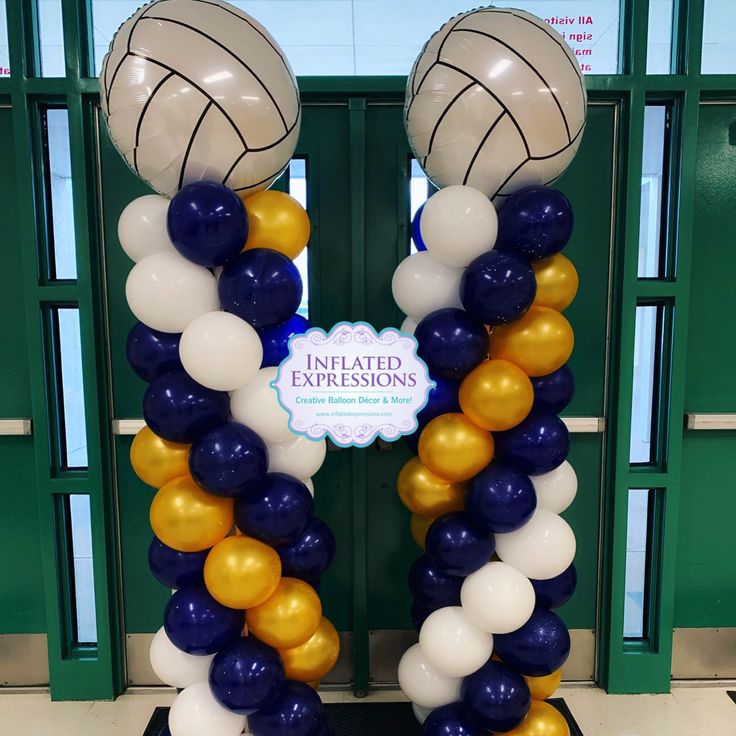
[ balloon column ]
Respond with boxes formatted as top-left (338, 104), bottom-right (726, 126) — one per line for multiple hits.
top-left (102, 3), bottom-right (337, 735)
top-left (395, 8), bottom-right (586, 736)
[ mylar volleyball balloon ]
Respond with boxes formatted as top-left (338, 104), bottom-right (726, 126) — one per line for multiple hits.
top-left (405, 7), bottom-right (587, 201)
top-left (99, 0), bottom-right (300, 197)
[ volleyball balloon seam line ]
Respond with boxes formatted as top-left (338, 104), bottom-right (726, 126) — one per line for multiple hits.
top-left (461, 110), bottom-right (506, 186)
top-left (423, 80), bottom-right (476, 166)
top-left (132, 71), bottom-right (176, 172)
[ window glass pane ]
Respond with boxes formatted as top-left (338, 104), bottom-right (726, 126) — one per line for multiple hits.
top-left (624, 488), bottom-right (650, 639)
top-left (702, 0), bottom-right (736, 74)
top-left (91, 0), bottom-right (619, 77)
top-left (44, 109), bottom-right (78, 280)
top-left (409, 159), bottom-right (430, 255)
top-left (630, 305), bottom-right (661, 464)
top-left (39, 0), bottom-right (66, 76)
top-left (55, 308), bottom-right (88, 469)
top-left (68, 495), bottom-right (97, 645)
top-left (638, 106), bottom-right (668, 278)
top-left (0, 0), bottom-right (9, 77)
top-left (647, 0), bottom-right (673, 74)
top-left (288, 158), bottom-right (309, 318)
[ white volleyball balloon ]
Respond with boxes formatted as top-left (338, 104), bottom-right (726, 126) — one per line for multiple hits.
top-left (460, 561), bottom-right (535, 634)
top-left (391, 252), bottom-right (463, 319)
top-left (169, 681), bottom-right (246, 736)
top-left (531, 460), bottom-right (578, 514)
top-left (405, 8), bottom-right (587, 201)
top-left (495, 509), bottom-right (576, 580)
top-left (230, 367), bottom-right (293, 443)
top-left (267, 436), bottom-right (326, 478)
top-left (100, 0), bottom-right (300, 197)
top-left (420, 186), bottom-right (498, 268)
top-left (412, 703), bottom-right (433, 725)
top-left (149, 627), bottom-right (214, 689)
top-left (117, 195), bottom-right (174, 262)
top-left (401, 316), bottom-right (418, 335)
top-left (302, 477), bottom-right (315, 497)
top-left (398, 643), bottom-right (462, 709)
top-left (179, 311), bottom-right (263, 392)
top-left (418, 606), bottom-right (493, 678)
top-left (125, 251), bottom-right (219, 333)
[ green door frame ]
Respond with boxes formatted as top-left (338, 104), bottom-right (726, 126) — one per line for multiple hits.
top-left (3, 0), bottom-right (735, 699)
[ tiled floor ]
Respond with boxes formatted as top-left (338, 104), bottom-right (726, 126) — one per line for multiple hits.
top-left (0, 685), bottom-right (735, 736)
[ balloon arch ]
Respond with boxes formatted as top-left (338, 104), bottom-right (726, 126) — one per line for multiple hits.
top-left (101, 2), bottom-right (586, 735)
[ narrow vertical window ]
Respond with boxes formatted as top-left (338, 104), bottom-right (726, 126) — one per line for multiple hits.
top-left (646, 0), bottom-right (674, 74)
top-left (702, 0), bottom-right (736, 73)
top-left (68, 495), bottom-right (97, 645)
top-left (409, 159), bottom-right (431, 254)
top-left (624, 489), bottom-right (651, 639)
top-left (0, 0), bottom-right (10, 77)
top-left (39, 0), bottom-right (66, 76)
top-left (288, 158), bottom-right (309, 318)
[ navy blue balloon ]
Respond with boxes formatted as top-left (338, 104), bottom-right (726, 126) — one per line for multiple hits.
top-left (248, 680), bottom-right (324, 736)
top-left (411, 203), bottom-right (427, 252)
top-left (494, 411), bottom-right (570, 475)
top-left (125, 321), bottom-right (182, 382)
top-left (406, 377), bottom-right (461, 452)
top-left (531, 364), bottom-right (575, 414)
top-left (496, 186), bottom-right (574, 260)
top-left (531, 563), bottom-right (577, 609)
top-left (143, 371), bottom-right (229, 443)
top-left (235, 473), bottom-right (314, 546)
top-left (461, 660), bottom-right (531, 733)
top-left (314, 717), bottom-right (334, 736)
top-left (411, 599), bottom-right (436, 632)
top-left (423, 703), bottom-right (481, 736)
top-left (493, 608), bottom-right (571, 676)
top-left (276, 517), bottom-right (336, 580)
top-left (164, 586), bottom-right (245, 655)
top-left (148, 537), bottom-right (208, 589)
top-left (259, 314), bottom-right (310, 367)
top-left (209, 637), bottom-right (285, 714)
top-left (189, 422), bottom-right (268, 498)
top-left (465, 462), bottom-right (537, 534)
top-left (415, 308), bottom-right (488, 381)
top-left (167, 181), bottom-right (248, 268)
top-left (219, 248), bottom-right (303, 328)
top-left (408, 555), bottom-right (463, 608)
top-left (460, 251), bottom-right (536, 326)
top-left (425, 512), bottom-right (494, 577)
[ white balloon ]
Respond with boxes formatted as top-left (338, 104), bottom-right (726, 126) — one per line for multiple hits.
top-left (495, 510), bottom-right (576, 580)
top-left (398, 644), bottom-right (462, 709)
top-left (125, 252), bottom-right (219, 333)
top-left (531, 460), bottom-right (578, 514)
top-left (117, 195), bottom-right (174, 262)
top-left (230, 367), bottom-right (293, 443)
top-left (169, 681), bottom-right (246, 736)
top-left (149, 627), bottom-right (214, 689)
top-left (401, 316), bottom-right (418, 335)
top-left (267, 436), bottom-right (326, 478)
top-left (179, 312), bottom-right (263, 392)
top-left (391, 252), bottom-right (463, 320)
top-left (460, 561), bottom-right (535, 634)
top-left (412, 703), bottom-right (433, 725)
top-left (302, 477), bottom-right (315, 497)
top-left (418, 606), bottom-right (493, 678)
top-left (419, 186), bottom-right (498, 268)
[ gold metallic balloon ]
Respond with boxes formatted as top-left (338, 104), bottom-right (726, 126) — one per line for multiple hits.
top-left (242, 190), bottom-right (311, 260)
top-left (150, 475), bottom-right (233, 552)
top-left (246, 577), bottom-right (322, 649)
top-left (397, 457), bottom-right (465, 517)
top-left (418, 413), bottom-right (494, 482)
top-left (524, 669), bottom-right (562, 701)
top-left (306, 680), bottom-right (320, 690)
top-left (503, 701), bottom-right (570, 736)
top-left (410, 513), bottom-right (435, 550)
top-left (204, 535), bottom-right (281, 609)
top-left (130, 425), bottom-right (190, 488)
top-left (459, 359), bottom-right (534, 431)
top-left (532, 254), bottom-right (579, 312)
top-left (278, 617), bottom-right (340, 682)
top-left (489, 306), bottom-right (574, 378)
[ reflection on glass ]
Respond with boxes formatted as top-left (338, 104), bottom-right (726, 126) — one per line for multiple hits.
top-left (630, 306), bottom-right (661, 464)
top-left (39, 0), bottom-right (65, 76)
top-left (409, 159), bottom-right (430, 254)
top-left (55, 308), bottom-right (88, 469)
top-left (44, 108), bottom-right (78, 280)
top-left (647, 0), bottom-right (673, 74)
top-left (624, 488), bottom-right (650, 639)
top-left (702, 0), bottom-right (736, 73)
top-left (68, 495), bottom-right (97, 645)
top-left (289, 158), bottom-right (309, 318)
top-left (638, 106), bottom-right (668, 278)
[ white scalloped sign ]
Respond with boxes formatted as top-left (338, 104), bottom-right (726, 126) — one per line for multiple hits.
top-left (272, 322), bottom-right (434, 448)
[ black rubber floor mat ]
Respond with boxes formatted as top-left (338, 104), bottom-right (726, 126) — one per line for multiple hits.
top-left (142, 698), bottom-right (583, 736)
top-left (727, 690), bottom-right (736, 705)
